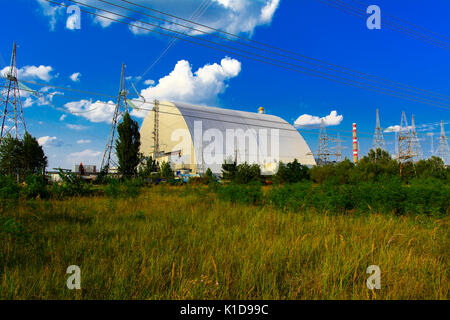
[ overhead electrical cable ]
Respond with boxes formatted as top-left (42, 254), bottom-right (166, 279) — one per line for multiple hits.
top-left (94, 0), bottom-right (450, 102)
top-left (318, 0), bottom-right (450, 51)
top-left (42, 0), bottom-right (450, 109)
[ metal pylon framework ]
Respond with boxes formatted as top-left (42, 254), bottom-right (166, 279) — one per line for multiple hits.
top-left (317, 120), bottom-right (330, 165)
top-left (410, 114), bottom-right (423, 161)
top-left (0, 42), bottom-right (27, 141)
top-left (372, 109), bottom-right (385, 156)
top-left (436, 120), bottom-right (449, 165)
top-left (100, 64), bottom-right (129, 172)
top-left (397, 111), bottom-right (415, 163)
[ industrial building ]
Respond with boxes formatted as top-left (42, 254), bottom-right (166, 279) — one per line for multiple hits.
top-left (139, 101), bottom-right (316, 175)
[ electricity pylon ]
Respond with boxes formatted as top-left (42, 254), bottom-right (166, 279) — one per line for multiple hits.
top-left (0, 42), bottom-right (27, 141)
top-left (410, 114), bottom-right (423, 161)
top-left (372, 109), bottom-right (385, 158)
top-left (100, 64), bottom-right (129, 173)
top-left (436, 120), bottom-right (449, 165)
top-left (317, 120), bottom-right (330, 165)
top-left (397, 111), bottom-right (415, 163)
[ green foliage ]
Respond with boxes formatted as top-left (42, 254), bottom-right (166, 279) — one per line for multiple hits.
top-left (217, 182), bottom-right (262, 205)
top-left (0, 217), bottom-right (31, 245)
top-left (159, 161), bottom-right (174, 180)
top-left (104, 178), bottom-right (143, 199)
top-left (266, 179), bottom-right (449, 216)
top-left (138, 155), bottom-right (159, 178)
top-left (50, 169), bottom-right (93, 198)
top-left (233, 162), bottom-right (261, 184)
top-left (22, 132), bottom-right (47, 175)
top-left (275, 159), bottom-right (310, 183)
top-left (23, 174), bottom-right (48, 199)
top-left (115, 112), bottom-right (141, 177)
top-left (221, 159), bottom-right (237, 181)
top-left (0, 135), bottom-right (24, 176)
top-left (0, 175), bottom-right (20, 200)
top-left (0, 133), bottom-right (47, 178)
top-left (104, 178), bottom-right (121, 198)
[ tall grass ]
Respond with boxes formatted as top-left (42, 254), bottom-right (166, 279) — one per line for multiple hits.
top-left (0, 186), bottom-right (448, 299)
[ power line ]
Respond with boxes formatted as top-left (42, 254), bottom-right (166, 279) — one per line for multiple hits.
top-left (319, 0), bottom-right (450, 51)
top-left (137, 0), bottom-right (212, 81)
top-left (95, 0), bottom-right (450, 103)
top-left (4, 73), bottom-right (447, 140)
top-left (44, 0), bottom-right (450, 109)
top-left (348, 0), bottom-right (450, 43)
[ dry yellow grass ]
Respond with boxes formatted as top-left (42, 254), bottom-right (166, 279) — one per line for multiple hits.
top-left (1, 185), bottom-right (448, 299)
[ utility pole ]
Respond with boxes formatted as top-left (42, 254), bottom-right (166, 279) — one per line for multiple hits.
top-left (0, 42), bottom-right (27, 141)
top-left (436, 120), bottom-right (449, 165)
top-left (100, 64), bottom-right (129, 173)
top-left (410, 114), bottom-right (423, 161)
top-left (372, 109), bottom-right (385, 159)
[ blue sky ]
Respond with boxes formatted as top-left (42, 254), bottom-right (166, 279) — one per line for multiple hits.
top-left (1, 0), bottom-right (449, 168)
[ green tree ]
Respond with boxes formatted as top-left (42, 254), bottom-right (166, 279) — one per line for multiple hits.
top-left (275, 159), bottom-right (310, 183)
top-left (221, 158), bottom-right (237, 181)
top-left (115, 112), bottom-right (141, 177)
top-left (159, 161), bottom-right (174, 180)
top-left (138, 155), bottom-right (159, 178)
top-left (22, 132), bottom-right (47, 175)
top-left (235, 162), bottom-right (261, 184)
top-left (0, 134), bottom-right (24, 176)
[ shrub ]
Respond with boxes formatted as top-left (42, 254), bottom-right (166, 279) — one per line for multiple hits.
top-left (0, 175), bottom-right (20, 200)
top-left (23, 175), bottom-right (49, 199)
top-left (217, 182), bottom-right (262, 205)
top-left (104, 179), bottom-right (121, 199)
top-left (275, 159), bottom-right (310, 184)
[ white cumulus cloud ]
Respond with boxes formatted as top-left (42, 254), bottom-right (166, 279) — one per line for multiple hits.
top-left (69, 72), bottom-right (81, 82)
top-left (38, 0), bottom-right (281, 36)
top-left (294, 110), bottom-right (343, 128)
top-left (132, 57), bottom-right (241, 118)
top-left (38, 136), bottom-right (63, 147)
top-left (64, 100), bottom-right (116, 123)
top-left (1, 65), bottom-right (54, 82)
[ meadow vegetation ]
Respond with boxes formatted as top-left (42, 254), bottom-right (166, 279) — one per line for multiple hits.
top-left (0, 129), bottom-right (448, 299)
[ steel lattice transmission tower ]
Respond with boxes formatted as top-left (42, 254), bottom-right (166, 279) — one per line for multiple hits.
top-left (397, 111), bottom-right (415, 163)
top-left (317, 120), bottom-right (330, 165)
top-left (436, 120), bottom-right (449, 165)
top-left (100, 64), bottom-right (129, 173)
top-left (0, 42), bottom-right (27, 141)
top-left (372, 109), bottom-right (385, 156)
top-left (410, 114), bottom-right (423, 161)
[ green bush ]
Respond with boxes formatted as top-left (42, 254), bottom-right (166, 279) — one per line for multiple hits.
top-left (23, 175), bottom-right (48, 199)
top-left (0, 175), bottom-right (20, 200)
top-left (217, 182), bottom-right (262, 205)
top-left (104, 179), bottom-right (121, 199)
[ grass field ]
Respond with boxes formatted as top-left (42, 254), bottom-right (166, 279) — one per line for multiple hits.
top-left (1, 185), bottom-right (448, 299)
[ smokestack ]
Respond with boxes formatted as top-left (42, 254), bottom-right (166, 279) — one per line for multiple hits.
top-left (353, 123), bottom-right (358, 163)
top-left (258, 107), bottom-right (264, 114)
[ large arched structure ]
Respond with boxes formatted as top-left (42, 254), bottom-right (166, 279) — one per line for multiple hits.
top-left (140, 101), bottom-right (315, 174)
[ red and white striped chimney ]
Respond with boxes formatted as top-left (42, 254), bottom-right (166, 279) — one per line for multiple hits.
top-left (352, 123), bottom-right (358, 163)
